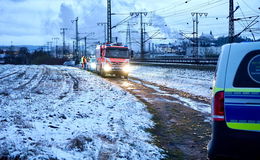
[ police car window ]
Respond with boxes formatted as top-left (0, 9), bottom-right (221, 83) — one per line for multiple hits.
top-left (233, 50), bottom-right (260, 88)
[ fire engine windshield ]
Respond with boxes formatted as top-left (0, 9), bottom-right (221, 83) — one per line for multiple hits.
top-left (105, 48), bottom-right (129, 58)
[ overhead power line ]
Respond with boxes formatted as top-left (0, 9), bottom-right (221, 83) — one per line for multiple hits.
top-left (152, 0), bottom-right (191, 14)
top-left (240, 0), bottom-right (260, 14)
top-left (158, 0), bottom-right (226, 18)
top-left (112, 16), bottom-right (132, 29)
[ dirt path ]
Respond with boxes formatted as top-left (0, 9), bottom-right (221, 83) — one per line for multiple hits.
top-left (106, 76), bottom-right (212, 160)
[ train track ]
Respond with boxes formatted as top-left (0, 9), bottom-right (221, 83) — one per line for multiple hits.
top-left (132, 57), bottom-right (218, 65)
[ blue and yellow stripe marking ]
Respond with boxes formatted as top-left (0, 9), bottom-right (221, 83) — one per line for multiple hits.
top-left (224, 91), bottom-right (260, 131)
top-left (227, 123), bottom-right (260, 132)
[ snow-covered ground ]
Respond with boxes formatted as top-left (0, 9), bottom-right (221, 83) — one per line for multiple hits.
top-left (130, 65), bottom-right (215, 100)
top-left (0, 65), bottom-right (163, 160)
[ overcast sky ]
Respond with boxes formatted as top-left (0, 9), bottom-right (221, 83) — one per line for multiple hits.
top-left (0, 0), bottom-right (259, 46)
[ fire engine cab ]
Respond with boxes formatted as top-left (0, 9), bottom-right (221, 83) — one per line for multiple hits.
top-left (95, 43), bottom-right (130, 78)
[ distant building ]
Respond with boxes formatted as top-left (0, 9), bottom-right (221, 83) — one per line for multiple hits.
top-left (199, 31), bottom-right (216, 47)
top-left (185, 31), bottom-right (221, 57)
top-left (132, 31), bottom-right (222, 59)
top-left (186, 46), bottom-right (221, 57)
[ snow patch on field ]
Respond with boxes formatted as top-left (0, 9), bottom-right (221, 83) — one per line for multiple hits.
top-left (0, 65), bottom-right (163, 160)
top-left (130, 65), bottom-right (214, 99)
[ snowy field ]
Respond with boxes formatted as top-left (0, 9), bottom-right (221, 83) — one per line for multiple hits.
top-left (130, 65), bottom-right (215, 100)
top-left (0, 65), bottom-right (163, 160)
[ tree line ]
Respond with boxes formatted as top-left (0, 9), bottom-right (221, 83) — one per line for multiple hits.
top-left (0, 47), bottom-right (68, 65)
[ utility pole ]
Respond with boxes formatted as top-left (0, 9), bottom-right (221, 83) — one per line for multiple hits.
top-left (10, 41), bottom-right (13, 53)
top-left (73, 41), bottom-right (75, 55)
top-left (47, 41), bottom-right (53, 55)
top-left (126, 22), bottom-right (132, 50)
top-left (60, 28), bottom-right (68, 58)
top-left (72, 17), bottom-right (79, 58)
top-left (84, 37), bottom-right (87, 56)
top-left (107, 0), bottom-right (112, 43)
top-left (143, 22), bottom-right (152, 45)
top-left (140, 12), bottom-right (145, 59)
top-left (143, 22), bottom-right (152, 56)
top-left (191, 12), bottom-right (208, 58)
top-left (130, 12), bottom-right (148, 60)
top-left (76, 17), bottom-right (79, 56)
top-left (52, 37), bottom-right (59, 58)
top-left (118, 22), bottom-right (138, 50)
top-left (77, 32), bottom-right (95, 57)
top-left (229, 0), bottom-right (235, 43)
top-left (46, 42), bottom-right (50, 52)
top-left (192, 19), bottom-right (196, 56)
top-left (97, 22), bottom-right (107, 43)
top-left (126, 22), bottom-right (131, 49)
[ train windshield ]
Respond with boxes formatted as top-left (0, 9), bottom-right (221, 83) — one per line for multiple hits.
top-left (105, 47), bottom-right (129, 58)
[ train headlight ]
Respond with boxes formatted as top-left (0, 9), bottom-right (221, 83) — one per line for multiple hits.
top-left (104, 64), bottom-right (112, 72)
top-left (123, 64), bottom-right (131, 73)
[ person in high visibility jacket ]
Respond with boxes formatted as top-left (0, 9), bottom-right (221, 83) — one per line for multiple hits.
top-left (80, 56), bottom-right (85, 69)
top-left (83, 56), bottom-right (87, 70)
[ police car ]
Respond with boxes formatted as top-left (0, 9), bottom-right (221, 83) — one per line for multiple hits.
top-left (208, 42), bottom-right (260, 159)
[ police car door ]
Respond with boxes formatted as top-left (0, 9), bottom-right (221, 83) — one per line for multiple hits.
top-left (224, 43), bottom-right (260, 132)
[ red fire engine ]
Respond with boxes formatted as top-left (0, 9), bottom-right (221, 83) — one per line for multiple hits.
top-left (95, 43), bottom-right (130, 78)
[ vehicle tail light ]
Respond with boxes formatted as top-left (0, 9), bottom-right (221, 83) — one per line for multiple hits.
top-left (212, 91), bottom-right (225, 121)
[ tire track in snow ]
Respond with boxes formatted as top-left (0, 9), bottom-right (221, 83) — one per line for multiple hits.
top-left (0, 66), bottom-right (21, 78)
top-left (14, 72), bottom-right (38, 90)
top-left (4, 66), bottom-right (47, 101)
top-left (31, 67), bottom-right (49, 92)
top-left (15, 71), bottom-right (26, 78)
top-left (0, 67), bottom-right (30, 94)
top-left (0, 71), bottom-right (20, 80)
top-left (12, 66), bottom-right (45, 91)
top-left (68, 73), bottom-right (79, 91)
top-left (45, 68), bottom-right (72, 100)
top-left (57, 72), bottom-right (73, 100)
top-left (0, 65), bottom-right (29, 80)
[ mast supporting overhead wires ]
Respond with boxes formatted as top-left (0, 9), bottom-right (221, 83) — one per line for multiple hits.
top-left (60, 28), bottom-right (68, 58)
top-left (52, 37), bottom-right (59, 58)
top-left (191, 12), bottom-right (208, 58)
top-left (229, 0), bottom-right (235, 43)
top-left (107, 0), bottom-right (112, 43)
top-left (97, 22), bottom-right (107, 43)
top-left (130, 12), bottom-right (148, 60)
top-left (72, 17), bottom-right (79, 58)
